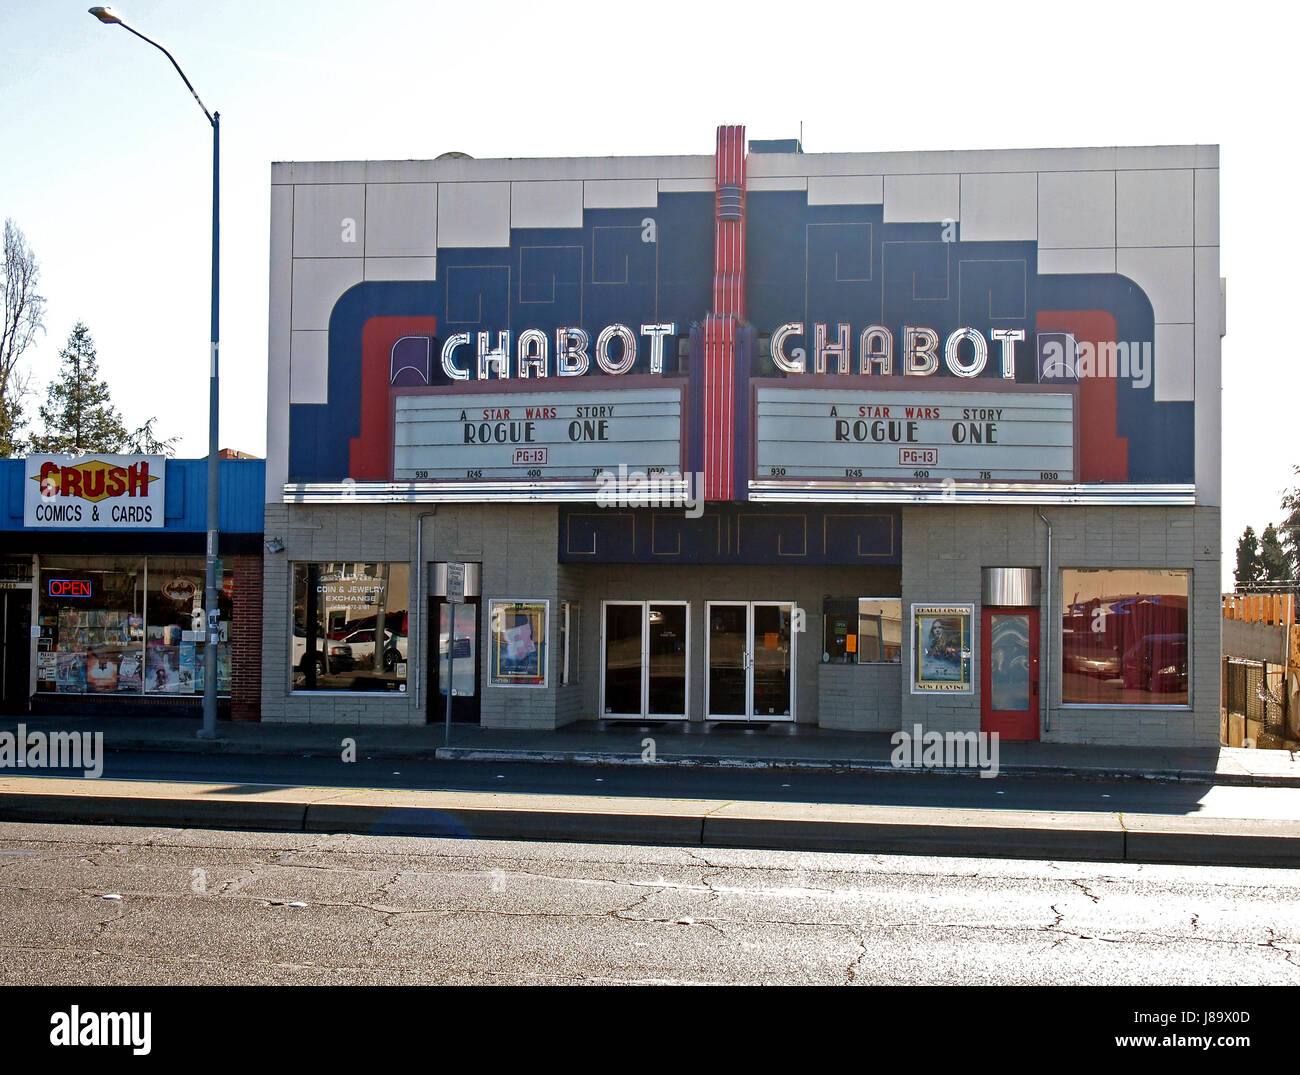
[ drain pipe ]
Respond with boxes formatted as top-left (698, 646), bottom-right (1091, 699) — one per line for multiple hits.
top-left (1037, 511), bottom-right (1052, 733)
top-left (413, 510), bottom-right (435, 708)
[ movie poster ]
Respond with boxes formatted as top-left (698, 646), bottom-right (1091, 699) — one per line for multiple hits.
top-left (116, 649), bottom-right (143, 692)
top-left (178, 641), bottom-right (196, 693)
top-left (145, 641), bottom-right (179, 694)
top-left (488, 599), bottom-right (547, 687)
top-left (84, 649), bottom-right (120, 693)
top-left (911, 604), bottom-right (974, 693)
top-left (55, 651), bottom-right (86, 694)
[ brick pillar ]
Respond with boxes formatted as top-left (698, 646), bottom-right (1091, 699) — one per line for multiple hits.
top-left (231, 553), bottom-right (264, 721)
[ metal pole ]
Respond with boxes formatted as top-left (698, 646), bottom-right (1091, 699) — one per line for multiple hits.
top-left (199, 111), bottom-right (220, 739)
top-left (90, 10), bottom-right (222, 739)
top-left (444, 603), bottom-right (454, 747)
top-left (1037, 511), bottom-right (1052, 734)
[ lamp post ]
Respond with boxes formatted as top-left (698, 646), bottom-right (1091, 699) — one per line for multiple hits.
top-left (90, 7), bottom-right (221, 740)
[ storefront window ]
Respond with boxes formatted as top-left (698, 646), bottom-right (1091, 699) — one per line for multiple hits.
top-left (36, 556), bottom-right (231, 696)
top-left (145, 557), bottom-right (233, 696)
top-left (1061, 569), bottom-right (1189, 706)
top-left (823, 598), bottom-right (902, 664)
top-left (292, 562), bottom-right (409, 692)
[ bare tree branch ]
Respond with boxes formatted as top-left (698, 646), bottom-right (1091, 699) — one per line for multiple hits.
top-left (0, 218), bottom-right (47, 454)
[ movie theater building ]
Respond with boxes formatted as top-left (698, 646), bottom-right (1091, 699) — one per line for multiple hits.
top-left (0, 453), bottom-right (266, 718)
top-left (262, 126), bottom-right (1223, 748)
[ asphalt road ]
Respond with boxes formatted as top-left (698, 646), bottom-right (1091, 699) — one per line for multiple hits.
top-left (1, 820), bottom-right (1297, 986)
top-left (5, 749), bottom-right (1298, 819)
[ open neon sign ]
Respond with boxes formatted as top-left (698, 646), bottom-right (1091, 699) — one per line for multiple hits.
top-left (47, 578), bottom-right (92, 598)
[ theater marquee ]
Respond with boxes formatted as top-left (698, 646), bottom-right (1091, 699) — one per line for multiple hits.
top-left (393, 387), bottom-right (683, 482)
top-left (754, 388), bottom-right (1075, 483)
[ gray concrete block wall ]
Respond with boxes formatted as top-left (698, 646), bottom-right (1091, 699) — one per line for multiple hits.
top-left (554, 563), bottom-right (586, 728)
top-left (260, 502), bottom-right (421, 727)
top-left (817, 664), bottom-right (903, 730)
top-left (261, 498), bottom-right (1221, 747)
top-left (899, 503), bottom-right (1221, 748)
top-left (477, 504), bottom-right (562, 730)
top-left (261, 501), bottom-right (563, 729)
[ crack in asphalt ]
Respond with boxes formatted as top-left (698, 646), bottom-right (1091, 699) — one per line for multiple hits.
top-left (845, 926), bottom-right (868, 983)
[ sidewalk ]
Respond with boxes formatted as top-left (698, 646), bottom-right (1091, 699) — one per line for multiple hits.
top-left (1, 714), bottom-right (1298, 786)
top-left (3, 774), bottom-right (1298, 868)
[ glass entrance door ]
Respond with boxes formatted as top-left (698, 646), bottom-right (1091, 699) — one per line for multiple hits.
top-left (706, 601), bottom-right (795, 721)
top-left (980, 607), bottom-right (1039, 741)
top-left (601, 601), bottom-right (688, 720)
top-left (427, 597), bottom-right (480, 724)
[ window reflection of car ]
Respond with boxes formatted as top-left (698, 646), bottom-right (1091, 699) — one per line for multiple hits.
top-left (1064, 651), bottom-right (1121, 679)
top-left (1122, 634), bottom-right (1188, 693)
top-left (292, 624), bottom-right (353, 680)
top-left (338, 627), bottom-right (407, 671)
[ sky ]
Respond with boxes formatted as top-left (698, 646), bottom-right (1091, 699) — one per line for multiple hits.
top-left (0, 0), bottom-right (1293, 588)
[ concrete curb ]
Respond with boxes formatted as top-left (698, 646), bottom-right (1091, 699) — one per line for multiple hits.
top-left (2, 777), bottom-right (1299, 868)
top-left (433, 746), bottom-right (1291, 787)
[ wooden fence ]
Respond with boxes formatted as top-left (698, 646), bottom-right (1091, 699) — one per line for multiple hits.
top-left (1222, 592), bottom-right (1298, 626)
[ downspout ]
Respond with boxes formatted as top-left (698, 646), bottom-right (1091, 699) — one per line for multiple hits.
top-left (1038, 511), bottom-right (1053, 733)
top-left (413, 510), bottom-right (435, 708)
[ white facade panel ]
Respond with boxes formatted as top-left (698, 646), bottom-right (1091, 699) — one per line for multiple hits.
top-left (511, 181), bottom-right (584, 229)
top-left (746, 176), bottom-right (807, 191)
top-left (883, 173), bottom-right (960, 223)
top-left (290, 257), bottom-right (364, 331)
top-left (437, 182), bottom-right (511, 248)
top-left (364, 183), bottom-right (438, 257)
top-left (266, 184), bottom-right (293, 500)
top-left (958, 172), bottom-right (1036, 241)
top-left (1194, 169), bottom-right (1219, 247)
top-left (1152, 322), bottom-right (1195, 403)
top-left (364, 257), bottom-right (438, 282)
top-left (807, 175), bottom-right (883, 205)
top-left (582, 179), bottom-right (659, 209)
top-left (1194, 246), bottom-right (1222, 506)
top-left (1037, 247), bottom-right (1116, 275)
top-left (1116, 169), bottom-right (1193, 247)
top-left (1037, 171), bottom-right (1115, 249)
top-left (658, 177), bottom-right (714, 193)
top-left (292, 183), bottom-right (365, 257)
top-left (1117, 246), bottom-right (1195, 324)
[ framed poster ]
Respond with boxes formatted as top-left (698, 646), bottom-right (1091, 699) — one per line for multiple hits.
top-left (488, 599), bottom-right (548, 687)
top-left (911, 604), bottom-right (974, 693)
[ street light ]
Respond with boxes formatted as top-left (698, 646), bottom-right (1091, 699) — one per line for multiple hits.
top-left (89, 7), bottom-right (222, 740)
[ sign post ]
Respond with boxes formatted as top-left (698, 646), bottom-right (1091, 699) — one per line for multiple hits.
top-left (444, 563), bottom-right (465, 746)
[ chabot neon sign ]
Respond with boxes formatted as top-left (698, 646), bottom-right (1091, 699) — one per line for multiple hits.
top-left (441, 324), bottom-right (676, 381)
top-left (437, 321), bottom-right (1025, 381)
top-left (771, 323), bottom-right (1025, 379)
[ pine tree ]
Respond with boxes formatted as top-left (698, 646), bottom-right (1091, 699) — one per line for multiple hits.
top-left (30, 322), bottom-right (128, 454)
top-left (1234, 526), bottom-right (1262, 588)
top-left (1281, 465), bottom-right (1300, 580)
top-left (1259, 524), bottom-right (1293, 584)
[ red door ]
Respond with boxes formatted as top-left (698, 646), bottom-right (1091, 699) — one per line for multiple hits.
top-left (981, 607), bottom-right (1039, 741)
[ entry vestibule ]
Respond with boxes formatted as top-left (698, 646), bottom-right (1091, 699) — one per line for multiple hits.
top-left (599, 598), bottom-right (798, 722)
